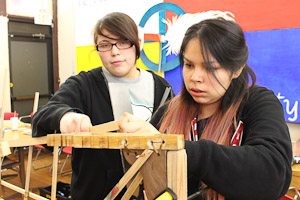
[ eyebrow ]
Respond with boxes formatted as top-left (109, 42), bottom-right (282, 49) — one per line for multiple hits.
top-left (183, 56), bottom-right (217, 64)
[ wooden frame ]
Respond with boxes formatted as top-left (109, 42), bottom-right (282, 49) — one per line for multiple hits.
top-left (1, 122), bottom-right (187, 200)
top-left (47, 133), bottom-right (187, 200)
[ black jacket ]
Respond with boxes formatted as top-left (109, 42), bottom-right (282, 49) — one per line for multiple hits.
top-left (32, 67), bottom-right (174, 200)
top-left (150, 85), bottom-right (292, 200)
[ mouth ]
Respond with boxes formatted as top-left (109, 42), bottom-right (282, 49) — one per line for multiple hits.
top-left (189, 88), bottom-right (205, 97)
top-left (111, 60), bottom-right (124, 65)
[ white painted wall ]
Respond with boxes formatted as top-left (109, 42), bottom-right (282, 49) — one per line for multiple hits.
top-left (57, 0), bottom-right (76, 84)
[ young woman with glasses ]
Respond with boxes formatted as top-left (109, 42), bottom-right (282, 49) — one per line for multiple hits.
top-left (32, 12), bottom-right (174, 200)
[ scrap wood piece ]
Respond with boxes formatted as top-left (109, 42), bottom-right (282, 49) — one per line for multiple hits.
top-left (47, 133), bottom-right (184, 150)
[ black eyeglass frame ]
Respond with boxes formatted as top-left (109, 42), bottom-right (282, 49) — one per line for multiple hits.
top-left (95, 40), bottom-right (133, 52)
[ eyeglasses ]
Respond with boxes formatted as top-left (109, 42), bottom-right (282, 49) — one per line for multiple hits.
top-left (96, 40), bottom-right (133, 52)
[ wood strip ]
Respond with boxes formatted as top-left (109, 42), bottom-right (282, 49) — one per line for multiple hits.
top-left (122, 172), bottom-right (143, 200)
top-left (104, 149), bottom-right (153, 200)
top-left (89, 120), bottom-right (120, 133)
top-left (167, 149), bottom-right (187, 200)
top-left (47, 133), bottom-right (184, 150)
top-left (51, 146), bottom-right (59, 200)
top-left (25, 91), bottom-right (39, 199)
top-left (24, 146), bottom-right (33, 200)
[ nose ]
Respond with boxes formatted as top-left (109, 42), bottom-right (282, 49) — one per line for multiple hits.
top-left (111, 44), bottom-right (120, 55)
top-left (190, 66), bottom-right (205, 82)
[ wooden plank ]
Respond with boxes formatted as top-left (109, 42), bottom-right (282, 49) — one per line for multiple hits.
top-left (89, 120), bottom-right (120, 133)
top-left (47, 133), bottom-right (184, 150)
top-left (167, 149), bottom-right (187, 200)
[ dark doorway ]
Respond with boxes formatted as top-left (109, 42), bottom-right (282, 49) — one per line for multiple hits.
top-left (8, 18), bottom-right (54, 120)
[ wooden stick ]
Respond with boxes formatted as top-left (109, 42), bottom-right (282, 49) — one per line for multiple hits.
top-left (1, 180), bottom-right (48, 200)
top-left (122, 172), bottom-right (143, 200)
top-left (24, 91), bottom-right (39, 199)
top-left (32, 92), bottom-right (40, 113)
top-left (24, 146), bottom-right (33, 200)
top-left (51, 146), bottom-right (59, 200)
top-left (104, 149), bottom-right (153, 200)
top-left (89, 120), bottom-right (120, 133)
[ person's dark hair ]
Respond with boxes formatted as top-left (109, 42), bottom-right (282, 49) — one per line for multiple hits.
top-left (93, 12), bottom-right (140, 59)
top-left (179, 17), bottom-right (256, 111)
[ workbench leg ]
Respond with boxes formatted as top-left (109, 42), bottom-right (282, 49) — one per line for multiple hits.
top-left (167, 149), bottom-right (187, 200)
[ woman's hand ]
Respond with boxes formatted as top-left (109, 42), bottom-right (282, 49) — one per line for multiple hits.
top-left (119, 112), bottom-right (160, 134)
top-left (60, 112), bottom-right (92, 133)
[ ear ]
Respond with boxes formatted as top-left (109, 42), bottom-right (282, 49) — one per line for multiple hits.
top-left (232, 64), bottom-right (245, 79)
top-left (137, 26), bottom-right (144, 51)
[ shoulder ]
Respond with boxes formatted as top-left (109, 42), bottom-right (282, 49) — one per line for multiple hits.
top-left (67, 67), bottom-right (104, 82)
top-left (246, 85), bottom-right (279, 105)
top-left (239, 85), bottom-right (284, 122)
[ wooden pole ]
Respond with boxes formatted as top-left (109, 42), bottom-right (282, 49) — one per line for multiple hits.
top-left (24, 92), bottom-right (39, 199)
top-left (51, 146), bottom-right (59, 200)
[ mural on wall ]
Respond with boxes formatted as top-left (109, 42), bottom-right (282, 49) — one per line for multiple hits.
top-left (75, 0), bottom-right (300, 123)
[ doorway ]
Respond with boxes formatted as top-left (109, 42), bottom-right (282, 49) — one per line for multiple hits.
top-left (8, 18), bottom-right (54, 120)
